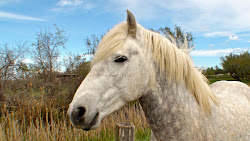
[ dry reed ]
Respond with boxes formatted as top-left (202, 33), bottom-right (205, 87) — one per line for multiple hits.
top-left (0, 95), bottom-right (150, 141)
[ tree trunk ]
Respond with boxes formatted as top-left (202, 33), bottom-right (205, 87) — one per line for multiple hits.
top-left (0, 78), bottom-right (5, 102)
top-left (230, 72), bottom-right (241, 81)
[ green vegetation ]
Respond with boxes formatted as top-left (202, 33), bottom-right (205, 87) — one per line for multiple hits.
top-left (204, 51), bottom-right (250, 84)
top-left (158, 25), bottom-right (195, 49)
top-left (221, 51), bottom-right (250, 81)
top-left (204, 66), bottom-right (225, 76)
top-left (207, 74), bottom-right (239, 84)
top-left (135, 128), bottom-right (151, 141)
top-left (207, 74), bottom-right (250, 85)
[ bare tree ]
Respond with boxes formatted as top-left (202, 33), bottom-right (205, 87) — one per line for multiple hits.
top-left (85, 34), bottom-right (100, 56)
top-left (32, 24), bottom-right (67, 94)
top-left (0, 42), bottom-right (28, 100)
top-left (64, 53), bottom-right (88, 74)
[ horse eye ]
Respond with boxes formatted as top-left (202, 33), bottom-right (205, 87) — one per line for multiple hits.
top-left (114, 56), bottom-right (128, 63)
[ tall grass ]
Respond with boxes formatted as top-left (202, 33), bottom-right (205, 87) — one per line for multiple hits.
top-left (0, 92), bottom-right (150, 141)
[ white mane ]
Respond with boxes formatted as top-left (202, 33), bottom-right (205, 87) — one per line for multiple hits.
top-left (92, 22), bottom-right (218, 113)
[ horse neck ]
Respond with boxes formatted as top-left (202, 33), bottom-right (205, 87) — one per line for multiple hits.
top-left (139, 73), bottom-right (206, 140)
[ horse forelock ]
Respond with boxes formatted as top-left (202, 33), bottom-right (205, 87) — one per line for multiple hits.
top-left (91, 22), bottom-right (218, 113)
top-left (91, 22), bottom-right (128, 67)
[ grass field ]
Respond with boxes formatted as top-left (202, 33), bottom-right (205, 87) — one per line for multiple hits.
top-left (207, 74), bottom-right (250, 85)
top-left (0, 97), bottom-right (150, 141)
top-left (0, 74), bottom-right (248, 141)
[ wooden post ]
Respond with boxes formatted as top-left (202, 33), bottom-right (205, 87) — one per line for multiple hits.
top-left (115, 123), bottom-right (135, 141)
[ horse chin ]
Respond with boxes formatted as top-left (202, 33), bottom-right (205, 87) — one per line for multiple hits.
top-left (81, 112), bottom-right (101, 131)
top-left (83, 123), bottom-right (100, 131)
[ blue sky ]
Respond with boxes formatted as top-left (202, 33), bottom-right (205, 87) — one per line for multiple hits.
top-left (0, 0), bottom-right (250, 68)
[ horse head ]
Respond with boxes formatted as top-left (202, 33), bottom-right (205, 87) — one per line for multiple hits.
top-left (68, 10), bottom-right (154, 130)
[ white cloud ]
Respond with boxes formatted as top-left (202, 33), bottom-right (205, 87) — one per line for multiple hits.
top-left (22, 58), bottom-right (34, 64)
top-left (0, 0), bottom-right (19, 5)
top-left (204, 31), bottom-right (250, 38)
top-left (239, 33), bottom-right (250, 37)
top-left (54, 0), bottom-right (95, 11)
top-left (190, 48), bottom-right (249, 57)
top-left (83, 3), bottom-right (95, 10)
top-left (51, 0), bottom-right (250, 34)
top-left (208, 44), bottom-right (214, 48)
top-left (83, 54), bottom-right (93, 61)
top-left (165, 0), bottom-right (250, 32)
top-left (229, 35), bottom-right (239, 40)
top-left (104, 0), bottom-right (250, 33)
top-left (56, 0), bottom-right (83, 7)
top-left (204, 32), bottom-right (234, 37)
top-left (0, 11), bottom-right (45, 21)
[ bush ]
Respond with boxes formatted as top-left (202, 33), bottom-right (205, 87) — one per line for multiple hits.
top-left (221, 51), bottom-right (250, 81)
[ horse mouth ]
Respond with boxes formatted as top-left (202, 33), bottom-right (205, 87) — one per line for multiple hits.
top-left (82, 112), bottom-right (99, 131)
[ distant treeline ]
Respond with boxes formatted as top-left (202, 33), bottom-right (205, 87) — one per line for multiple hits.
top-left (203, 51), bottom-right (250, 82)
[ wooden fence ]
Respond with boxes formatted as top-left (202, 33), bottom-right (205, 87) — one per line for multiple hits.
top-left (115, 123), bottom-right (135, 141)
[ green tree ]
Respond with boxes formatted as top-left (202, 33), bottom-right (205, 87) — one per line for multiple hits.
top-left (214, 65), bottom-right (224, 74)
top-left (158, 25), bottom-right (195, 49)
top-left (221, 51), bottom-right (250, 81)
top-left (205, 67), bottom-right (215, 75)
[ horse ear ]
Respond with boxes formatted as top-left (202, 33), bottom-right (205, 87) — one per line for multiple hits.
top-left (126, 10), bottom-right (137, 37)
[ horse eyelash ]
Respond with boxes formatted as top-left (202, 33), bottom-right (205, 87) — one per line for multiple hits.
top-left (114, 56), bottom-right (128, 62)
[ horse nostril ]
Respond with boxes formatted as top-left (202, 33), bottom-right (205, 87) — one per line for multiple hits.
top-left (77, 106), bottom-right (86, 118)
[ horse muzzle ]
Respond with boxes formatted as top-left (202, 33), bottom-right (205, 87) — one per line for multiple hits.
top-left (68, 103), bottom-right (100, 131)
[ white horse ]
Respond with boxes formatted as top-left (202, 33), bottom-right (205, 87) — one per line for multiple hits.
top-left (68, 10), bottom-right (250, 140)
